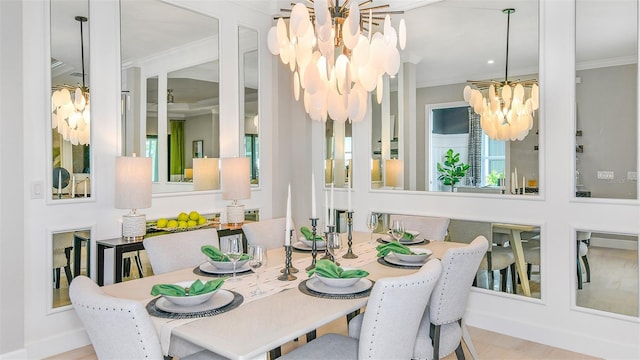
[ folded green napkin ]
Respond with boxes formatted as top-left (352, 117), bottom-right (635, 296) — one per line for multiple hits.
top-left (307, 259), bottom-right (369, 278)
top-left (300, 226), bottom-right (323, 241)
top-left (402, 232), bottom-right (415, 240)
top-left (376, 241), bottom-right (415, 257)
top-left (201, 245), bottom-right (249, 261)
top-left (151, 279), bottom-right (225, 297)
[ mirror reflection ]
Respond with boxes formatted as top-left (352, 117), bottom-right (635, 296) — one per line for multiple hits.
top-left (51, 0), bottom-right (91, 200)
top-left (239, 27), bottom-right (259, 185)
top-left (51, 229), bottom-right (91, 309)
top-left (120, 0), bottom-right (220, 192)
top-left (575, 0), bottom-right (638, 200)
top-left (370, 1), bottom-right (539, 194)
top-left (575, 230), bottom-right (638, 317)
top-left (325, 118), bottom-right (353, 188)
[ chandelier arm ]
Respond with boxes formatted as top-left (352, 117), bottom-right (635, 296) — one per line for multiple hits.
top-left (360, 4), bottom-right (390, 11)
top-left (503, 8), bottom-right (514, 84)
top-left (75, 16), bottom-right (88, 90)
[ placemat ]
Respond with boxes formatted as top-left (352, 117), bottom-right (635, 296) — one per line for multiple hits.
top-left (376, 238), bottom-right (430, 246)
top-left (298, 279), bottom-right (374, 299)
top-left (146, 291), bottom-right (243, 319)
top-left (376, 257), bottom-right (422, 269)
top-left (192, 266), bottom-right (252, 278)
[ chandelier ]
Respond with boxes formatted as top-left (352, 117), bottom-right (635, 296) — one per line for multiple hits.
top-left (463, 8), bottom-right (539, 141)
top-left (267, 0), bottom-right (406, 123)
top-left (51, 16), bottom-right (90, 146)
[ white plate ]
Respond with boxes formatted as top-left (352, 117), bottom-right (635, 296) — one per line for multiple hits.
top-left (392, 247), bottom-right (433, 263)
top-left (383, 253), bottom-right (426, 267)
top-left (155, 289), bottom-right (234, 313)
top-left (306, 277), bottom-right (373, 295)
top-left (199, 262), bottom-right (252, 274)
top-left (380, 231), bottom-right (424, 245)
top-left (292, 241), bottom-right (326, 251)
top-left (299, 236), bottom-right (327, 247)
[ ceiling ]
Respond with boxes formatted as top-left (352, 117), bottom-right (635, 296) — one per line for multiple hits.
top-left (51, 0), bottom-right (637, 100)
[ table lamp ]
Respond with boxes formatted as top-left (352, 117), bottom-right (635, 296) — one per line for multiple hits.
top-left (221, 157), bottom-right (250, 225)
top-left (193, 157), bottom-right (219, 190)
top-left (115, 155), bottom-right (152, 240)
top-left (385, 159), bottom-right (403, 189)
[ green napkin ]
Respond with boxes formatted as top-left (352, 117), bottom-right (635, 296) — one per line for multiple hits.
top-left (402, 232), bottom-right (415, 240)
top-left (376, 241), bottom-right (415, 257)
top-left (307, 259), bottom-right (369, 278)
top-left (300, 226), bottom-right (323, 241)
top-left (151, 279), bottom-right (225, 297)
top-left (201, 245), bottom-right (249, 261)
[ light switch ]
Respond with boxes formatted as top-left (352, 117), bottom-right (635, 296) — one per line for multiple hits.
top-left (597, 171), bottom-right (614, 180)
top-left (628, 171), bottom-right (637, 181)
top-left (31, 181), bottom-right (43, 199)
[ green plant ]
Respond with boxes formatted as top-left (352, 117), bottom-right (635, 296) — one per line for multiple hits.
top-left (437, 149), bottom-right (470, 191)
top-left (486, 170), bottom-right (503, 186)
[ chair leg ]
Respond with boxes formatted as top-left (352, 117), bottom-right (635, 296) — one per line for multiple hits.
top-left (454, 343), bottom-right (466, 360)
top-left (135, 254), bottom-right (144, 278)
top-left (432, 324), bottom-right (441, 360)
top-left (577, 257), bottom-right (583, 290)
top-left (53, 268), bottom-right (61, 289)
top-left (582, 255), bottom-right (590, 283)
top-left (527, 263), bottom-right (532, 280)
top-left (500, 268), bottom-right (508, 292)
top-left (510, 263), bottom-right (517, 293)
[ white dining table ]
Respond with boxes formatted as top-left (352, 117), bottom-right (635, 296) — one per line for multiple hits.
top-left (101, 231), bottom-right (464, 360)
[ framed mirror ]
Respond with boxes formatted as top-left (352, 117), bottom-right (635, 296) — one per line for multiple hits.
top-left (325, 118), bottom-right (353, 188)
top-left (120, 0), bottom-right (220, 193)
top-left (370, 1), bottom-right (539, 195)
top-left (575, 0), bottom-right (638, 200)
top-left (50, 0), bottom-right (91, 201)
top-left (49, 227), bottom-right (91, 310)
top-left (239, 27), bottom-right (259, 186)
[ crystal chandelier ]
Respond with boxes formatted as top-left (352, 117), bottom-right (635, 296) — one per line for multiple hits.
top-left (267, 0), bottom-right (406, 123)
top-left (51, 16), bottom-right (90, 146)
top-left (463, 8), bottom-right (539, 141)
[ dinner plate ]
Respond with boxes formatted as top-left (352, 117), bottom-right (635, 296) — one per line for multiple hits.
top-left (383, 253), bottom-right (426, 267)
top-left (155, 289), bottom-right (234, 313)
top-left (378, 234), bottom-right (426, 246)
top-left (199, 262), bottom-right (252, 275)
top-left (292, 241), bottom-right (326, 251)
top-left (306, 277), bottom-right (373, 295)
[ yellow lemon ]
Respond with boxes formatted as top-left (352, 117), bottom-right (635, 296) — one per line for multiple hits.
top-left (189, 211), bottom-right (200, 221)
top-left (187, 220), bottom-right (197, 227)
top-left (197, 216), bottom-right (207, 225)
top-left (177, 212), bottom-right (189, 221)
top-left (178, 220), bottom-right (188, 228)
top-left (156, 218), bottom-right (168, 228)
top-left (167, 219), bottom-right (179, 228)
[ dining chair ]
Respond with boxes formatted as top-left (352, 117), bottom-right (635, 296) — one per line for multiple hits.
top-left (447, 219), bottom-right (516, 293)
top-left (280, 259), bottom-right (443, 360)
top-left (389, 214), bottom-right (450, 241)
top-left (576, 231), bottom-right (591, 289)
top-left (413, 235), bottom-right (489, 360)
top-left (69, 275), bottom-right (225, 360)
top-left (143, 228), bottom-right (219, 274)
top-left (242, 217), bottom-right (297, 250)
top-left (52, 233), bottom-right (73, 289)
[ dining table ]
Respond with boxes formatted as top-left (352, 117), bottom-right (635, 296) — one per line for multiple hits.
top-left (491, 223), bottom-right (540, 297)
top-left (101, 230), bottom-right (466, 360)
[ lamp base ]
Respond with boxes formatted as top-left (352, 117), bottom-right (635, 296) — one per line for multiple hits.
top-left (226, 205), bottom-right (245, 225)
top-left (122, 213), bottom-right (146, 241)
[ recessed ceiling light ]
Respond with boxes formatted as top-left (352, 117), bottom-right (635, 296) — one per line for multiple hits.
top-left (487, 59), bottom-right (495, 64)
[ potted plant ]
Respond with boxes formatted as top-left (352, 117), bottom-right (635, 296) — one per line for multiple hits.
top-left (437, 149), bottom-right (470, 192)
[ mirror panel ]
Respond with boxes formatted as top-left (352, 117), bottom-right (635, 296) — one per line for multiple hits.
top-left (51, 0), bottom-right (91, 200)
top-left (370, 2), bottom-right (539, 195)
top-left (50, 228), bottom-right (91, 309)
top-left (325, 119), bottom-right (353, 188)
top-left (575, 230), bottom-right (638, 317)
top-left (239, 27), bottom-right (259, 185)
top-left (120, 0), bottom-right (219, 192)
top-left (575, 0), bottom-right (638, 200)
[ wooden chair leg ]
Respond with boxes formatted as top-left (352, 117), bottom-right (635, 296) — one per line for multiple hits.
top-left (432, 324), bottom-right (441, 360)
top-left (54, 268), bottom-right (61, 289)
top-left (500, 268), bottom-right (508, 292)
top-left (510, 263), bottom-right (517, 293)
top-left (455, 342), bottom-right (466, 360)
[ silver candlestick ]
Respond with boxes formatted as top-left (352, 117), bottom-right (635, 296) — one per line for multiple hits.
top-left (281, 229), bottom-right (299, 274)
top-left (343, 211), bottom-right (357, 259)
top-left (305, 217), bottom-right (320, 271)
top-left (278, 245), bottom-right (297, 281)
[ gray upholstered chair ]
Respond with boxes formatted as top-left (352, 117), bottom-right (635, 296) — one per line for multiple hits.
top-left (447, 219), bottom-right (516, 292)
top-left (413, 236), bottom-right (489, 360)
top-left (143, 228), bottom-right (219, 274)
top-left (242, 217), bottom-right (298, 250)
top-left (576, 231), bottom-right (591, 289)
top-left (69, 276), bottom-right (225, 360)
top-left (52, 233), bottom-right (73, 289)
top-left (389, 214), bottom-right (450, 241)
top-left (280, 259), bottom-right (443, 360)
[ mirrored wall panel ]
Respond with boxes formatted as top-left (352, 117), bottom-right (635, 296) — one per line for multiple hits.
top-left (51, 0), bottom-right (91, 200)
top-left (575, 230), bottom-right (638, 317)
top-left (575, 0), bottom-right (638, 200)
top-left (51, 228), bottom-right (91, 309)
top-left (325, 118), bottom-right (353, 188)
top-left (239, 27), bottom-right (259, 186)
top-left (370, 1), bottom-right (539, 194)
top-left (121, 0), bottom-right (220, 193)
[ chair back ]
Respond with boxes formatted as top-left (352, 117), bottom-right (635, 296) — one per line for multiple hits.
top-left (389, 214), bottom-right (450, 241)
top-left (358, 259), bottom-right (442, 359)
top-left (143, 228), bottom-right (219, 274)
top-left (429, 236), bottom-right (489, 325)
top-left (242, 218), bottom-right (297, 250)
top-left (447, 219), bottom-right (492, 245)
top-left (69, 276), bottom-right (164, 359)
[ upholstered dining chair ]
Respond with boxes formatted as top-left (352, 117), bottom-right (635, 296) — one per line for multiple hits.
top-left (69, 276), bottom-right (224, 360)
top-left (52, 232), bottom-right (73, 289)
top-left (242, 217), bottom-right (298, 250)
top-left (389, 214), bottom-right (450, 241)
top-left (143, 228), bottom-right (219, 274)
top-left (447, 219), bottom-right (516, 293)
top-left (280, 259), bottom-right (443, 360)
top-left (576, 231), bottom-right (591, 289)
top-left (413, 236), bottom-right (489, 360)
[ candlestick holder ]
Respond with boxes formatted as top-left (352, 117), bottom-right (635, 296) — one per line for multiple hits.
top-left (322, 225), bottom-right (335, 260)
top-left (342, 211), bottom-right (357, 259)
top-left (281, 229), bottom-right (299, 274)
top-left (278, 245), bottom-right (297, 281)
top-left (305, 217), bottom-right (320, 271)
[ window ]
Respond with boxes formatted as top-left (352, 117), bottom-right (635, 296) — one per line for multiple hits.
top-left (482, 136), bottom-right (506, 186)
top-left (145, 135), bottom-right (158, 182)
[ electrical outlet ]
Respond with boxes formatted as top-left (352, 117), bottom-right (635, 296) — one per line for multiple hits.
top-left (628, 171), bottom-right (637, 180)
top-left (597, 171), bottom-right (614, 180)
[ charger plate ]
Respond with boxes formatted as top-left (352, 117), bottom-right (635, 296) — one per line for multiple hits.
top-left (146, 290), bottom-right (243, 319)
top-left (299, 278), bottom-right (374, 299)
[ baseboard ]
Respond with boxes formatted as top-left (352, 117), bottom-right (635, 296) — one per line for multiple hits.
top-left (0, 348), bottom-right (28, 360)
top-left (23, 328), bottom-right (90, 359)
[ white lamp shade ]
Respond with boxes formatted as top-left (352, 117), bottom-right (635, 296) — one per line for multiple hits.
top-left (384, 159), bottom-right (403, 188)
top-left (193, 157), bottom-right (220, 191)
top-left (115, 156), bottom-right (152, 210)
top-left (221, 157), bottom-right (251, 201)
